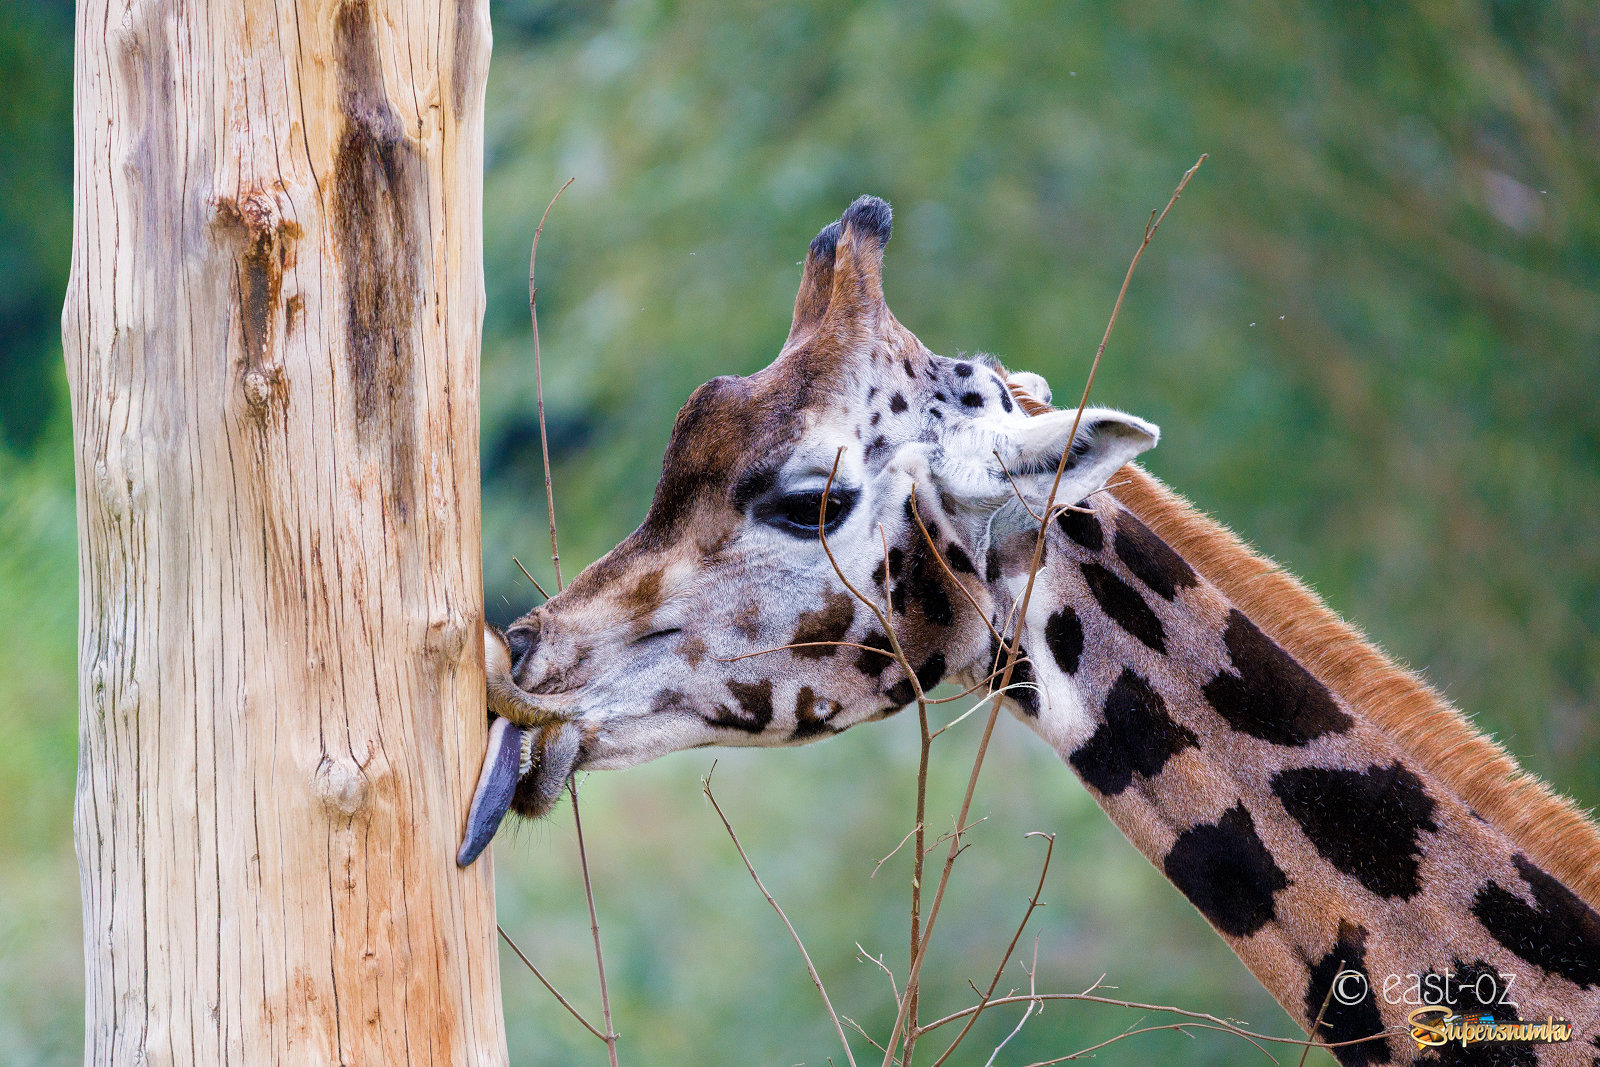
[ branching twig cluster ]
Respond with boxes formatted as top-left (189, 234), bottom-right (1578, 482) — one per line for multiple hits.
top-left (704, 763), bottom-right (859, 1067)
top-left (497, 162), bottom-right (1405, 1066)
top-left (497, 178), bottom-right (622, 1067)
top-left (694, 156), bottom-right (1390, 1064)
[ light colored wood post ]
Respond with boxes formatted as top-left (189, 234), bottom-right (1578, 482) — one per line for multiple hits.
top-left (63, 0), bottom-right (506, 1062)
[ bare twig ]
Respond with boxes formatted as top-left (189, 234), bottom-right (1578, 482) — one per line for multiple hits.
top-left (1297, 959), bottom-right (1341, 1067)
top-left (925, 661), bottom-right (1034, 705)
top-left (986, 1001), bottom-right (1038, 1066)
top-left (804, 450), bottom-right (936, 1065)
top-left (926, 832), bottom-right (1055, 1066)
top-left (926, 814), bottom-right (988, 855)
top-left (982, 939), bottom-right (1040, 1067)
top-left (856, 944), bottom-right (903, 1006)
top-left (570, 777), bottom-right (620, 1065)
top-left (843, 1016), bottom-right (890, 1055)
top-left (879, 156), bottom-right (1207, 1066)
top-left (529, 177), bottom-right (574, 591)
top-left (703, 765), bottom-right (858, 1067)
top-left (926, 700), bottom-right (989, 741)
top-left (1041, 478), bottom-right (1135, 521)
top-left (816, 451), bottom-right (899, 640)
top-left (512, 555), bottom-right (551, 602)
top-left (917, 989), bottom-right (1252, 1038)
top-left (796, 504), bottom-right (935, 1064)
top-left (919, 990), bottom-right (1400, 1058)
top-left (908, 488), bottom-right (1007, 652)
top-left (993, 449), bottom-right (1046, 523)
top-left (497, 923), bottom-right (608, 1043)
top-left (872, 825), bottom-right (924, 879)
top-left (1023, 1021), bottom-right (1272, 1065)
top-left (887, 521), bottom-right (933, 1067)
top-left (505, 176), bottom-right (622, 1064)
top-left (719, 642), bottom-right (1028, 706)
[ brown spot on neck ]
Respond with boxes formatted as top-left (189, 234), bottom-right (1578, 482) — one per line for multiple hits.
top-left (1112, 464), bottom-right (1600, 910)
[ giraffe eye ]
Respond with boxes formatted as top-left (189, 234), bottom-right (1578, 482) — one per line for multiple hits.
top-left (758, 488), bottom-right (857, 537)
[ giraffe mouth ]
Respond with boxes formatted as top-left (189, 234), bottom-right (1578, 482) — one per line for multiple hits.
top-left (456, 716), bottom-right (590, 866)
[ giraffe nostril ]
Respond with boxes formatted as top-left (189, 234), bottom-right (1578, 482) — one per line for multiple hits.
top-left (504, 620), bottom-right (541, 671)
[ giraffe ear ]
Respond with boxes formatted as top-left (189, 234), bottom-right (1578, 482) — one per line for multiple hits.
top-left (1007, 407), bottom-right (1159, 505)
top-left (927, 406), bottom-right (1157, 513)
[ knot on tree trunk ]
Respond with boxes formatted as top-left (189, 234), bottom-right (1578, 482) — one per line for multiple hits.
top-left (214, 188), bottom-right (300, 422)
top-left (314, 754), bottom-right (371, 819)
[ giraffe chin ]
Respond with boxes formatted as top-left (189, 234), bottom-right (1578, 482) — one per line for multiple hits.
top-left (456, 717), bottom-right (585, 866)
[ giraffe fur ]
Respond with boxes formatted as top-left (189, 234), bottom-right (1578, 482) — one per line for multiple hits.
top-left (460, 195), bottom-right (1600, 1064)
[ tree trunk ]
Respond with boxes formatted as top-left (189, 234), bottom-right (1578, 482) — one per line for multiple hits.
top-left (63, 0), bottom-right (505, 1062)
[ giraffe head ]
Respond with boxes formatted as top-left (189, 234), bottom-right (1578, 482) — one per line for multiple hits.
top-left (460, 196), bottom-right (1158, 862)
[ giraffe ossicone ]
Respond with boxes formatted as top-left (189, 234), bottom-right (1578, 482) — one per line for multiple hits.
top-left (462, 195), bottom-right (1600, 1065)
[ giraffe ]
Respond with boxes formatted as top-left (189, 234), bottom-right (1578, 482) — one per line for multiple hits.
top-left (461, 196), bottom-right (1600, 1064)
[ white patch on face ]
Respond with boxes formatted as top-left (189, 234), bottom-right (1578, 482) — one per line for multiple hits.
top-left (581, 711), bottom-right (718, 770)
top-left (928, 369), bottom-right (1040, 506)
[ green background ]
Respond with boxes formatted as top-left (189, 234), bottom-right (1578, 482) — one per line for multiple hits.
top-left (4, 0), bottom-right (1597, 1063)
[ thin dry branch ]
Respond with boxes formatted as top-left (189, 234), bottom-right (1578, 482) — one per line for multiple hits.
top-left (926, 832), bottom-right (1055, 1067)
top-left (720, 643), bottom-right (1031, 709)
top-left (570, 777), bottom-right (621, 1066)
top-left (529, 177), bottom-right (574, 592)
top-left (883, 522), bottom-right (931, 1065)
top-left (922, 663), bottom-right (1024, 705)
top-left (731, 450), bottom-right (939, 1064)
top-left (843, 1016), bottom-right (891, 1055)
top-left (1040, 478), bottom-right (1135, 522)
top-left (816, 451), bottom-right (899, 644)
top-left (507, 178), bottom-right (622, 1064)
top-left (926, 699), bottom-right (991, 741)
top-left (926, 813), bottom-right (988, 855)
top-left (1297, 958), bottom-right (1341, 1067)
top-left (993, 449), bottom-right (1047, 523)
top-left (1023, 1021), bottom-right (1276, 1065)
top-left (982, 939), bottom-right (1040, 1067)
top-left (872, 825), bottom-right (924, 879)
top-left (512, 555), bottom-right (551, 602)
top-left (878, 156), bottom-right (1208, 1067)
top-left (918, 989), bottom-right (1401, 1059)
top-left (803, 466), bottom-right (938, 1064)
top-left (856, 944), bottom-right (903, 1006)
top-left (523, 177), bottom-right (618, 1063)
top-left (925, 662), bottom-right (1037, 706)
top-left (907, 489), bottom-right (1006, 652)
top-left (703, 765), bottom-right (859, 1067)
top-left (496, 923), bottom-right (608, 1043)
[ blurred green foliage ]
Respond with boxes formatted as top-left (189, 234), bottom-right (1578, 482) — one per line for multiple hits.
top-left (3, 0), bottom-right (1597, 1063)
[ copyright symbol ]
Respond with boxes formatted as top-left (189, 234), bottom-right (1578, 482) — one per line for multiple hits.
top-left (1332, 970), bottom-right (1369, 1006)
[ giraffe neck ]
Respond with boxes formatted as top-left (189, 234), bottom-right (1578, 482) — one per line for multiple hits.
top-left (979, 496), bottom-right (1600, 1064)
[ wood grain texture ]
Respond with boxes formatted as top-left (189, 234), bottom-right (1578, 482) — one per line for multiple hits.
top-left (63, 0), bottom-right (505, 1062)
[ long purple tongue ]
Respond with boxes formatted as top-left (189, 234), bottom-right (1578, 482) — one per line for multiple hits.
top-left (457, 717), bottom-right (527, 866)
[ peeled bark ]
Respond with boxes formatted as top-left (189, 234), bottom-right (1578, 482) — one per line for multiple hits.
top-left (64, 0), bottom-right (505, 1062)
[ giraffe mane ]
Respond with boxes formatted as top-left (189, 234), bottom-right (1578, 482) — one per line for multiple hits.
top-left (1007, 380), bottom-right (1600, 909)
